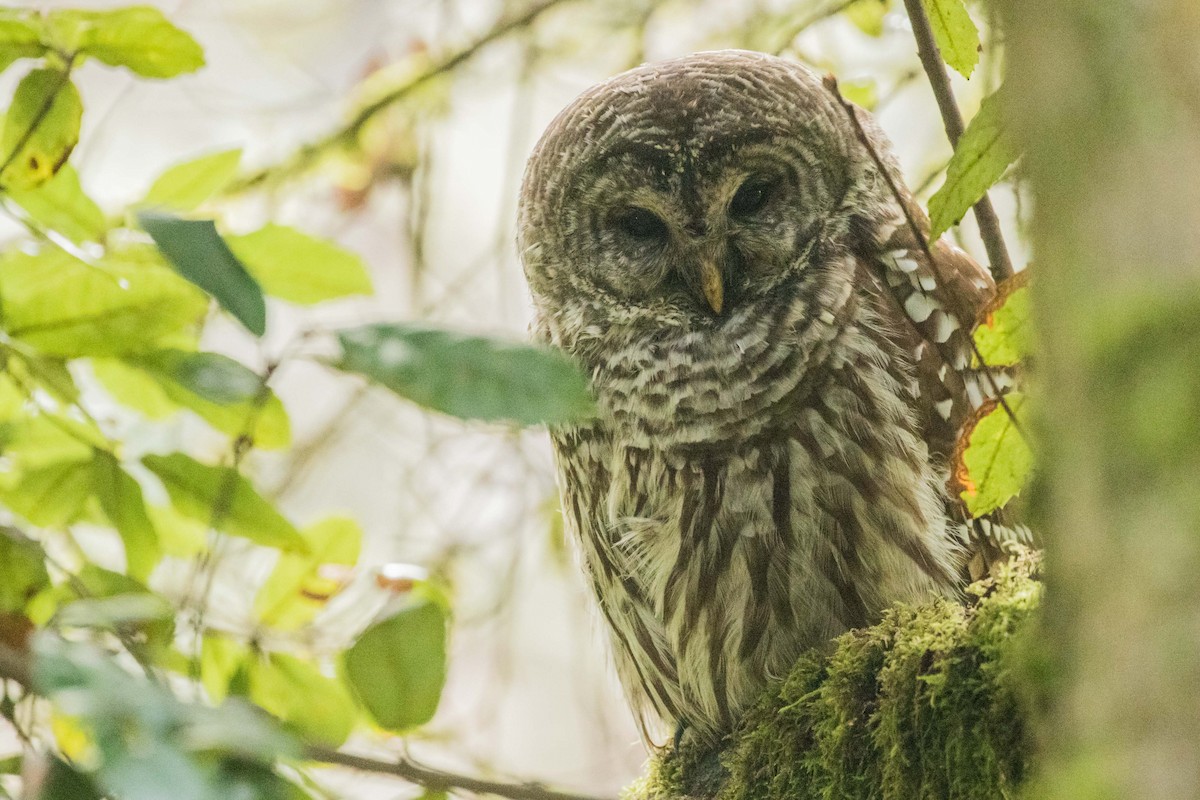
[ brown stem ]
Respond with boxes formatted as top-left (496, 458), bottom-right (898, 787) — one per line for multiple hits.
top-left (901, 0), bottom-right (1015, 282)
top-left (305, 746), bottom-right (613, 800)
top-left (226, 0), bottom-right (578, 195)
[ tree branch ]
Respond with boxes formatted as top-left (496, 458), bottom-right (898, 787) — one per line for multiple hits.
top-left (226, 0), bottom-right (578, 195)
top-left (901, 0), bottom-right (1015, 282)
top-left (303, 746), bottom-right (613, 800)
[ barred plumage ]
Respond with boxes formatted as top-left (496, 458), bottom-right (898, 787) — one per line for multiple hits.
top-left (519, 51), bottom-right (996, 743)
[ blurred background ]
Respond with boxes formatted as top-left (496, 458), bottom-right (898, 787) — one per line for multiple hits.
top-left (5, 0), bottom-right (1019, 795)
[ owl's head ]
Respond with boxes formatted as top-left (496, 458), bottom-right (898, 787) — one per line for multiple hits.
top-left (519, 50), bottom-right (905, 351)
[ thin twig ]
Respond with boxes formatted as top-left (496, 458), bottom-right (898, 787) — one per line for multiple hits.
top-left (824, 75), bottom-right (1026, 440)
top-left (226, 0), bottom-right (578, 195)
top-left (900, 0), bottom-right (1015, 282)
top-left (304, 745), bottom-right (613, 800)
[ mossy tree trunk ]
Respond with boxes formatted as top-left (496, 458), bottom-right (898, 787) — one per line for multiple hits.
top-left (1002, 1), bottom-right (1200, 797)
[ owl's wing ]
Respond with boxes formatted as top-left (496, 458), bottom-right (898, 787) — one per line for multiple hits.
top-left (852, 199), bottom-right (999, 469)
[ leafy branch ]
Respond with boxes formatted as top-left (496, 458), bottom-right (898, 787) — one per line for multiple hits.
top-left (900, 0), bottom-right (1015, 281)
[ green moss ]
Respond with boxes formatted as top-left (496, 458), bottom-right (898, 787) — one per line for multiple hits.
top-left (631, 551), bottom-right (1041, 800)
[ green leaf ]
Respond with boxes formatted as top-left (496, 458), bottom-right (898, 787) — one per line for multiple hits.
top-left (147, 503), bottom-right (207, 558)
top-left (255, 517), bottom-right (362, 630)
top-left (139, 211), bottom-right (267, 337)
top-left (920, 0), bottom-right (979, 78)
top-left (333, 323), bottom-right (596, 426)
top-left (142, 453), bottom-right (306, 553)
top-left (135, 349), bottom-right (260, 405)
top-left (226, 224), bottom-right (373, 305)
top-left (249, 653), bottom-right (357, 746)
top-left (960, 393), bottom-right (1032, 516)
top-left (130, 350), bottom-right (290, 449)
top-left (92, 358), bottom-right (179, 419)
top-left (92, 452), bottom-right (161, 582)
top-left (342, 599), bottom-right (446, 731)
top-left (6, 164), bottom-right (106, 243)
top-left (974, 279), bottom-right (1030, 366)
top-left (0, 246), bottom-right (207, 357)
top-left (0, 528), bottom-right (50, 613)
top-left (48, 7), bottom-right (204, 79)
top-left (7, 348), bottom-right (80, 405)
top-left (929, 88), bottom-right (1018, 239)
top-left (838, 78), bottom-right (878, 110)
top-left (142, 149), bottom-right (242, 212)
top-left (845, 0), bottom-right (890, 37)
top-left (0, 68), bottom-right (82, 190)
top-left (200, 633), bottom-right (248, 704)
top-left (0, 11), bottom-right (49, 74)
top-left (0, 458), bottom-right (94, 527)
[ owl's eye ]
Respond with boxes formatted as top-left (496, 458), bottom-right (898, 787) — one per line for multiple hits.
top-left (730, 178), bottom-right (776, 217)
top-left (615, 207), bottom-right (667, 240)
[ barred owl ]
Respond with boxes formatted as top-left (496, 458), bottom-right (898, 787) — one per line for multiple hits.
top-left (518, 50), bottom-right (997, 744)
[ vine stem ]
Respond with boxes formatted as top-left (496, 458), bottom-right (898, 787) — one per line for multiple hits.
top-left (900, 0), bottom-right (1015, 282)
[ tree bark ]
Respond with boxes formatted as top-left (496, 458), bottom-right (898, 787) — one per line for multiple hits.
top-left (1000, 2), bottom-right (1200, 797)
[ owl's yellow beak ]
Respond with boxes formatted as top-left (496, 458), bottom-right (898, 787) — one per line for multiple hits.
top-left (698, 258), bottom-right (724, 315)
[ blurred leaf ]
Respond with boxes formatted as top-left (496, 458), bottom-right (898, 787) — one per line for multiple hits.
top-left (0, 10), bottom-right (48, 73)
top-left (226, 223), bottom-right (373, 304)
top-left (0, 458), bottom-right (94, 527)
top-left (24, 754), bottom-right (103, 800)
top-left (6, 164), bottom-right (106, 243)
top-left (0, 414), bottom-right (99, 470)
top-left (53, 593), bottom-right (173, 631)
top-left (200, 634), bottom-right (248, 704)
top-left (142, 149), bottom-right (241, 212)
top-left (0, 68), bottom-right (82, 190)
top-left (139, 211), bottom-right (266, 337)
top-left (929, 89), bottom-right (1018, 238)
top-left (33, 634), bottom-right (299, 800)
top-left (92, 359), bottom-right (178, 419)
top-left (48, 7), bottom-right (204, 78)
top-left (45, 565), bottom-right (174, 649)
top-left (97, 352), bottom-right (290, 449)
top-left (142, 453), bottom-right (307, 553)
top-left (0, 529), bottom-right (50, 612)
top-left (50, 712), bottom-right (96, 767)
top-left (334, 323), bottom-right (596, 425)
top-left (92, 453), bottom-right (161, 581)
top-left (845, 0), bottom-right (890, 36)
top-left (255, 516), bottom-right (361, 630)
top-left (342, 599), bottom-right (446, 731)
top-left (974, 276), bottom-right (1030, 366)
top-left (920, 0), bottom-right (979, 78)
top-left (147, 503), bottom-right (207, 558)
top-left (960, 394), bottom-right (1032, 516)
top-left (4, 347), bottom-right (80, 405)
top-left (249, 653), bottom-right (356, 746)
top-left (0, 246), bottom-right (207, 357)
top-left (839, 77), bottom-right (878, 110)
top-left (134, 349), bottom-right (260, 405)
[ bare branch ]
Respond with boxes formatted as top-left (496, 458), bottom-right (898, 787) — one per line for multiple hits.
top-left (303, 746), bottom-right (613, 800)
top-left (226, 0), bottom-right (578, 195)
top-left (900, 0), bottom-right (1015, 281)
